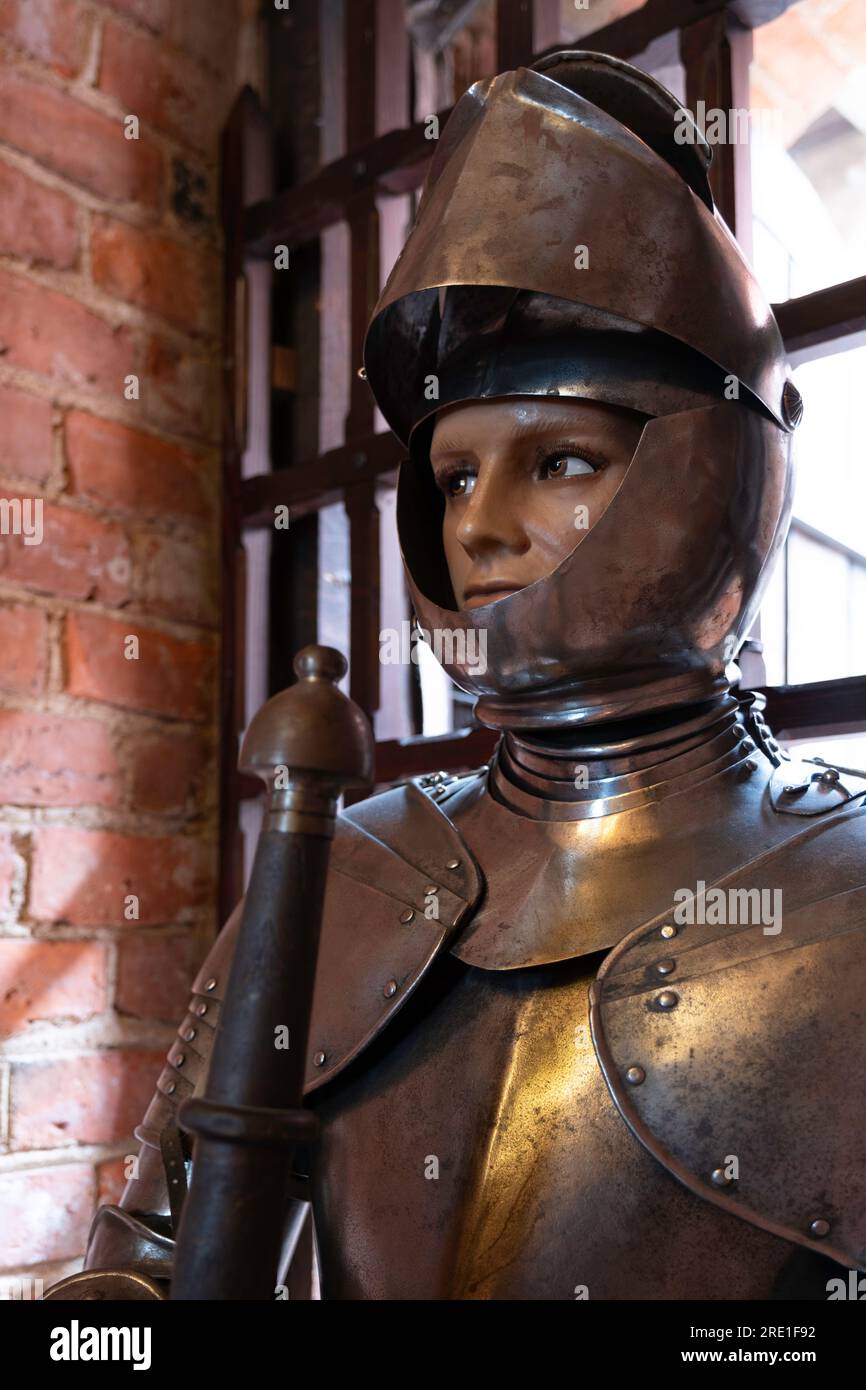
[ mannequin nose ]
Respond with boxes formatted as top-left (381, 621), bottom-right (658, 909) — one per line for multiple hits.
top-left (453, 474), bottom-right (530, 561)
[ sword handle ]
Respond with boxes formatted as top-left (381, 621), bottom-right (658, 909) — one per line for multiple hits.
top-left (171, 646), bottom-right (373, 1300)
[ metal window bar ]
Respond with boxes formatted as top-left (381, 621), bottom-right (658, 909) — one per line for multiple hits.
top-left (219, 0), bottom-right (866, 920)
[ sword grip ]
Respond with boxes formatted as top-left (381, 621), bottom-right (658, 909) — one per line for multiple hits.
top-left (171, 646), bottom-right (373, 1300)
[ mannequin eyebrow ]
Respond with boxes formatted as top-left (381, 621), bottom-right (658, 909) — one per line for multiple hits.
top-left (431, 419), bottom-right (596, 459)
top-left (430, 435), bottom-right (470, 459)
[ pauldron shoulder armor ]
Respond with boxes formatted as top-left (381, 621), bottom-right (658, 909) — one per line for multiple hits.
top-left (591, 800), bottom-right (866, 1269)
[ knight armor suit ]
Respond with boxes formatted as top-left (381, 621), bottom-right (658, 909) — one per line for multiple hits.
top-left (48, 51), bottom-right (866, 1301)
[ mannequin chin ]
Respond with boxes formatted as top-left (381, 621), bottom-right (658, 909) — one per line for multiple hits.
top-left (429, 396), bottom-right (648, 610)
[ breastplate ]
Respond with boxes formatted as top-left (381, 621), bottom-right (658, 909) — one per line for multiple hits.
top-left (305, 693), bottom-right (863, 1299)
top-left (308, 949), bottom-right (833, 1299)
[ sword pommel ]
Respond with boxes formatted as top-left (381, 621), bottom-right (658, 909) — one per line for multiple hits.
top-left (240, 644), bottom-right (374, 837)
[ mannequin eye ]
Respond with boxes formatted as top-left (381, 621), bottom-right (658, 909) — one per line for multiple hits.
top-left (538, 451), bottom-right (599, 480)
top-left (441, 468), bottom-right (477, 498)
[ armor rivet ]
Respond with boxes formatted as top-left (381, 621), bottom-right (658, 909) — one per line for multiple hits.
top-left (400, 908), bottom-right (415, 924)
top-left (196, 1002), bottom-right (208, 1016)
top-left (655, 958), bottom-right (675, 976)
top-left (446, 859), bottom-right (460, 870)
top-left (743, 758), bottom-right (757, 773)
top-left (205, 978), bottom-right (217, 991)
top-left (809, 1217), bottom-right (830, 1238)
top-left (656, 990), bottom-right (679, 1010)
top-left (183, 1028), bottom-right (196, 1042)
top-left (660, 923), bottom-right (677, 940)
top-left (175, 1054), bottom-right (185, 1066)
top-left (820, 768), bottom-right (840, 784)
top-left (625, 1065), bottom-right (645, 1086)
top-left (165, 1082), bottom-right (176, 1095)
top-left (384, 979), bottom-right (398, 998)
top-left (740, 737), bottom-right (756, 753)
top-left (710, 1167), bottom-right (733, 1188)
top-left (313, 1051), bottom-right (326, 1067)
top-left (782, 378), bottom-right (804, 429)
top-left (425, 884), bottom-right (437, 895)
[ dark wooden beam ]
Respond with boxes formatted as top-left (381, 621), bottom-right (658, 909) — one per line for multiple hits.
top-left (758, 675), bottom-right (866, 740)
top-left (680, 9), bottom-right (738, 229)
top-left (374, 726), bottom-right (498, 783)
top-left (496, 0), bottom-right (534, 73)
top-left (241, 430), bottom-right (403, 528)
top-left (244, 0), bottom-right (735, 256)
top-left (532, 0), bottom-right (732, 67)
top-left (219, 87), bottom-right (264, 926)
top-left (345, 479), bottom-right (381, 722)
top-left (244, 120), bottom-right (436, 256)
top-left (774, 276), bottom-right (866, 355)
top-left (341, 0), bottom-right (383, 729)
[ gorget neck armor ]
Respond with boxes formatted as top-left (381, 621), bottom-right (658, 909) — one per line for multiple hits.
top-left (490, 687), bottom-right (744, 821)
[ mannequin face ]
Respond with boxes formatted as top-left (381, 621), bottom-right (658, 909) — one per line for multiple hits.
top-left (429, 397), bottom-right (647, 610)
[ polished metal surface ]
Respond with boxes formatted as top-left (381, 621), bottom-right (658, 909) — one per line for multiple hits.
top-left (438, 705), bottom-right (839, 970)
top-left (64, 710), bottom-right (866, 1299)
top-left (42, 1269), bottom-right (166, 1301)
top-left (398, 402), bottom-right (793, 731)
top-left (591, 803), bottom-right (866, 1269)
top-left (308, 948), bottom-right (840, 1298)
top-left (365, 51), bottom-right (797, 731)
top-left (364, 57), bottom-right (790, 440)
top-left (47, 50), bottom-right (865, 1304)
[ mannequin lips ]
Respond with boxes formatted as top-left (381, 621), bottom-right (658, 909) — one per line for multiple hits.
top-left (462, 581), bottom-right (523, 609)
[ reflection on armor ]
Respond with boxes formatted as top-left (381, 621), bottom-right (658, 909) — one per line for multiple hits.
top-left (47, 50), bottom-right (864, 1301)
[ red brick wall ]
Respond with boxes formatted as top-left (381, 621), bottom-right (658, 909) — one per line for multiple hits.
top-left (0, 0), bottom-right (241, 1289)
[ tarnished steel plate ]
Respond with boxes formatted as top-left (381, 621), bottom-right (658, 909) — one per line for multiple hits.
top-left (591, 821), bottom-right (866, 1269)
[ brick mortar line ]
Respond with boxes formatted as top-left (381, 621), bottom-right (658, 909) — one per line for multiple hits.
top-left (2, 920), bottom-right (215, 942)
top-left (0, 1255), bottom-right (88, 1282)
top-left (104, 930), bottom-right (119, 1014)
top-left (1, 1020), bottom-right (182, 1060)
top-left (0, 914), bottom-right (217, 943)
top-left (0, 816), bottom-right (217, 846)
top-left (0, 375), bottom-right (222, 453)
top-left (0, 802), bottom-right (218, 833)
top-left (78, 0), bottom-right (104, 89)
top-left (0, 137), bottom-right (223, 255)
top-left (0, 33), bottom-right (230, 164)
top-left (0, 135), bottom-right (223, 254)
top-left (0, 686), bottom-right (219, 743)
top-left (0, 476), bottom-right (219, 540)
top-left (0, 1006), bottom-right (182, 1053)
top-left (84, 0), bottom-right (241, 87)
top-left (50, 399), bottom-right (68, 498)
top-left (0, 800), bottom-right (218, 831)
top-left (0, 249), bottom-right (223, 346)
top-left (45, 607), bottom-right (65, 696)
top-left (0, 1137), bottom-right (159, 1176)
top-left (0, 579), bottom-right (223, 644)
top-left (0, 1061), bottom-right (9, 1147)
top-left (0, 599), bottom-right (223, 655)
top-left (0, 596), bottom-right (221, 652)
top-left (0, 364), bottom-right (223, 461)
